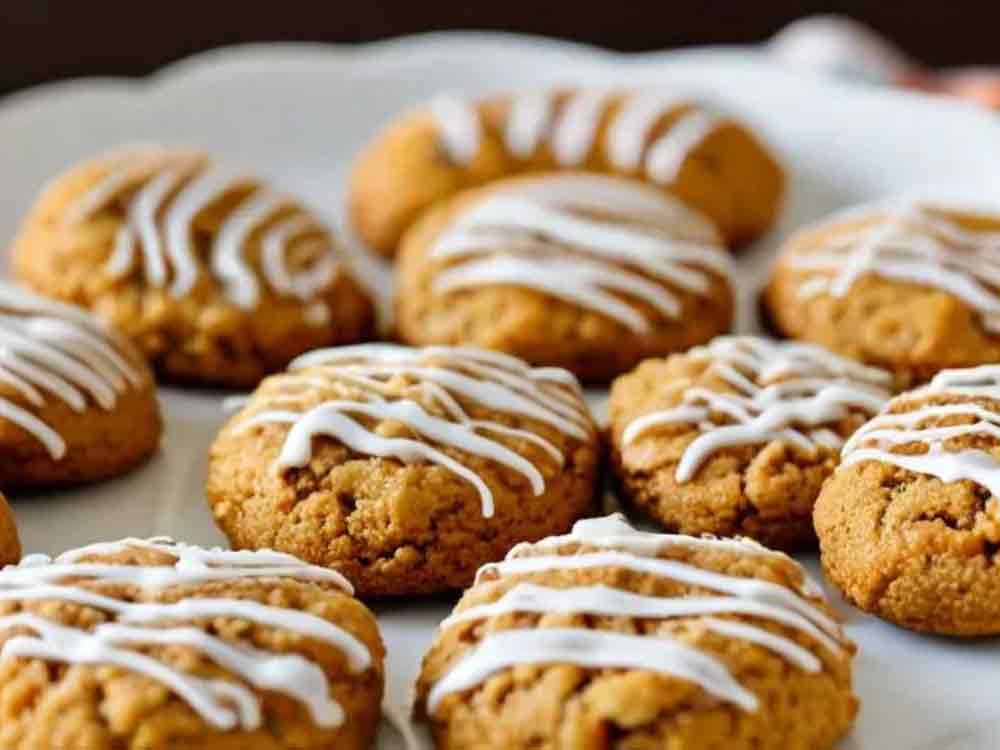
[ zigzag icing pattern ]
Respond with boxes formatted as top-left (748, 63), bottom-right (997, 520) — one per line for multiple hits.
top-left (427, 174), bottom-right (732, 333)
top-left (0, 282), bottom-right (145, 459)
top-left (0, 538), bottom-right (372, 731)
top-left (622, 336), bottom-right (892, 481)
top-left (428, 89), bottom-right (726, 185)
top-left (231, 345), bottom-right (594, 517)
top-left (787, 202), bottom-right (1000, 332)
top-left (426, 514), bottom-right (847, 714)
top-left (67, 146), bottom-right (346, 315)
top-left (842, 364), bottom-right (1000, 495)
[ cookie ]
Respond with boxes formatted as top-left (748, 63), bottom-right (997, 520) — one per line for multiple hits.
top-left (207, 344), bottom-right (600, 597)
top-left (396, 173), bottom-right (735, 382)
top-left (0, 494), bottom-right (19, 565)
top-left (609, 336), bottom-right (892, 549)
top-left (13, 145), bottom-right (376, 387)
top-left (815, 365), bottom-right (1000, 635)
top-left (416, 513), bottom-right (857, 750)
top-left (349, 88), bottom-right (785, 256)
top-left (0, 537), bottom-right (385, 750)
top-left (765, 201), bottom-right (1000, 384)
top-left (0, 282), bottom-right (160, 487)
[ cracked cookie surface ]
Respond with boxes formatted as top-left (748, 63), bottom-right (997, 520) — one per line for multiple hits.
top-left (609, 337), bottom-right (892, 550)
top-left (207, 344), bottom-right (600, 596)
top-left (416, 514), bottom-right (857, 750)
top-left (815, 364), bottom-right (1000, 635)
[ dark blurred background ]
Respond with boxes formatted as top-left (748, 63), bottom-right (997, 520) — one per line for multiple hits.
top-left (3, 2), bottom-right (997, 96)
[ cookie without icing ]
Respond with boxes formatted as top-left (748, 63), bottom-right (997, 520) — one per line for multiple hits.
top-left (12, 145), bottom-right (376, 387)
top-left (396, 173), bottom-right (735, 382)
top-left (609, 336), bottom-right (893, 549)
top-left (765, 202), bottom-right (1000, 384)
top-left (0, 282), bottom-right (160, 488)
top-left (349, 87), bottom-right (785, 256)
top-left (0, 537), bottom-right (384, 750)
top-left (416, 513), bottom-right (857, 750)
top-left (816, 365), bottom-right (1000, 635)
top-left (0, 494), bottom-right (19, 565)
top-left (207, 344), bottom-right (601, 597)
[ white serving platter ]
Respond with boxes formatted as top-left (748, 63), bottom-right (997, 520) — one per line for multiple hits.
top-left (2, 33), bottom-right (1000, 749)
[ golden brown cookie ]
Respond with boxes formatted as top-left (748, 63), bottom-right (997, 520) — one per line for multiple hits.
top-left (13, 145), bottom-right (376, 387)
top-left (609, 336), bottom-right (893, 549)
top-left (416, 513), bottom-right (858, 750)
top-left (815, 365), bottom-right (1000, 635)
top-left (396, 173), bottom-right (735, 382)
top-left (0, 493), bottom-right (20, 565)
top-left (0, 536), bottom-right (385, 750)
top-left (0, 282), bottom-right (160, 488)
top-left (765, 201), bottom-right (1000, 384)
top-left (349, 88), bottom-right (785, 256)
top-left (207, 344), bottom-right (600, 597)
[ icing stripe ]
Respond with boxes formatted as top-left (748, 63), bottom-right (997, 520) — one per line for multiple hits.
top-left (425, 514), bottom-right (845, 717)
top-left (789, 203), bottom-right (1000, 332)
top-left (621, 336), bottom-right (891, 482)
top-left (0, 538), bottom-right (373, 732)
top-left (65, 148), bottom-right (345, 314)
top-left (0, 283), bottom-right (144, 459)
top-left (426, 176), bottom-right (730, 333)
top-left (233, 345), bottom-right (592, 517)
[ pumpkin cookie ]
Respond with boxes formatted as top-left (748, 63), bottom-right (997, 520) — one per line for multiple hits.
top-left (0, 282), bottom-right (160, 487)
top-left (207, 344), bottom-right (600, 597)
top-left (13, 145), bottom-right (376, 387)
top-left (0, 494), bottom-right (19, 565)
top-left (396, 173), bottom-right (734, 382)
top-left (609, 336), bottom-right (892, 549)
top-left (0, 537), bottom-right (384, 750)
top-left (765, 201), bottom-right (1000, 384)
top-left (349, 87), bottom-right (785, 256)
top-left (416, 513), bottom-right (857, 750)
top-left (816, 365), bottom-right (1000, 635)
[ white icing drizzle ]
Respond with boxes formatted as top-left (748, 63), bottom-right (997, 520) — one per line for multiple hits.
top-left (621, 336), bottom-right (892, 482)
top-left (0, 537), bottom-right (372, 732)
top-left (67, 147), bottom-right (346, 314)
top-left (788, 203), bottom-right (1000, 332)
top-left (426, 514), bottom-right (846, 715)
top-left (427, 174), bottom-right (731, 334)
top-left (0, 282), bottom-right (144, 459)
top-left (231, 344), bottom-right (593, 518)
top-left (841, 364), bottom-right (1000, 496)
top-left (429, 89), bottom-right (725, 184)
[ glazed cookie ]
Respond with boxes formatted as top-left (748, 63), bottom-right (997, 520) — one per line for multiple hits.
top-left (396, 173), bottom-right (734, 382)
top-left (416, 513), bottom-right (857, 750)
top-left (609, 336), bottom-right (892, 549)
top-left (207, 344), bottom-right (600, 596)
top-left (816, 365), bottom-right (1000, 635)
top-left (0, 494), bottom-right (19, 565)
top-left (0, 537), bottom-right (385, 750)
top-left (766, 201), bottom-right (1000, 384)
top-left (13, 145), bottom-right (376, 387)
top-left (0, 282), bottom-right (160, 487)
top-left (349, 87), bottom-right (785, 256)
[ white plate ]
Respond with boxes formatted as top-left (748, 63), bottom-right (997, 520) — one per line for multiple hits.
top-left (3, 33), bottom-right (1000, 750)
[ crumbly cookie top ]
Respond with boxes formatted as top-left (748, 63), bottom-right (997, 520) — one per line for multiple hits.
top-left (782, 202), bottom-right (1000, 332)
top-left (228, 344), bottom-right (595, 517)
top-left (842, 364), bottom-right (1000, 495)
top-left (0, 282), bottom-right (148, 459)
top-left (429, 89), bottom-right (728, 183)
top-left (60, 145), bottom-right (356, 322)
top-left (620, 336), bottom-right (892, 482)
top-left (424, 513), bottom-right (850, 715)
top-left (423, 173), bottom-right (731, 334)
top-left (0, 537), bottom-right (372, 732)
